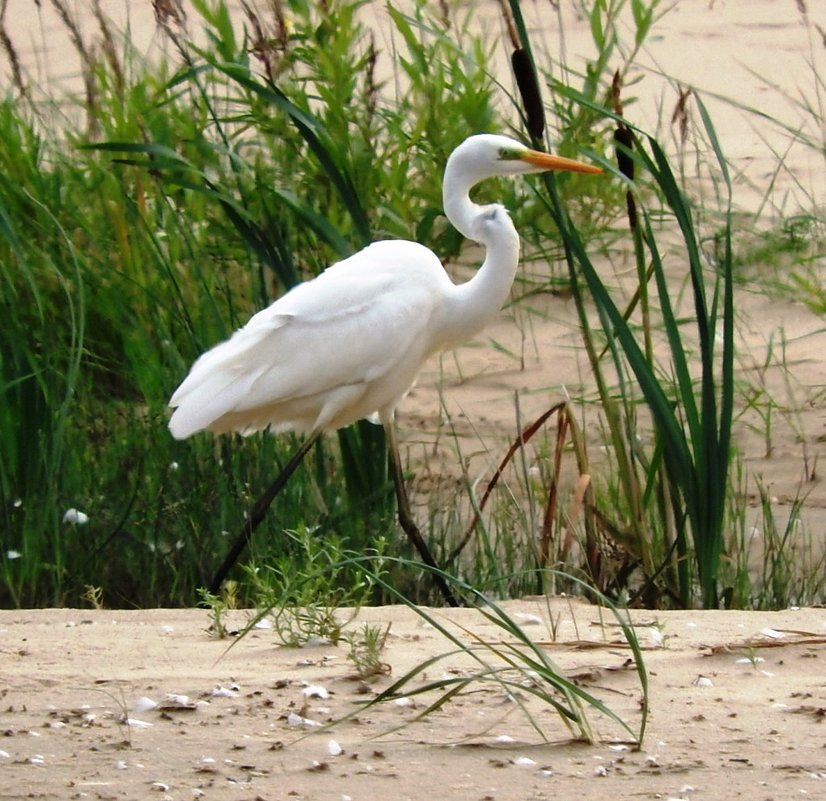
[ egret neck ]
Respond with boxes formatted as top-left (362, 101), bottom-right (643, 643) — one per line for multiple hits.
top-left (440, 159), bottom-right (521, 348)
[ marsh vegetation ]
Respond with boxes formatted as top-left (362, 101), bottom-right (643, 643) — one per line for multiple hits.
top-left (1, 0), bottom-right (823, 612)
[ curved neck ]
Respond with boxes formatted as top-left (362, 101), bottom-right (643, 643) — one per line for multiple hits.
top-left (439, 156), bottom-right (521, 347)
top-left (443, 150), bottom-right (487, 241)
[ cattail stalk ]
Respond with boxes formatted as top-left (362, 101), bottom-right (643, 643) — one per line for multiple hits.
top-left (511, 48), bottom-right (544, 141)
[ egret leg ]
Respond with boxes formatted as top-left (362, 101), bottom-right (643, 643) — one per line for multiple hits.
top-left (207, 427), bottom-right (460, 608)
top-left (207, 432), bottom-right (321, 595)
top-left (384, 423), bottom-right (461, 608)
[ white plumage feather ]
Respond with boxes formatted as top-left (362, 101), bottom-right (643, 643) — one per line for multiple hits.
top-left (168, 240), bottom-right (449, 438)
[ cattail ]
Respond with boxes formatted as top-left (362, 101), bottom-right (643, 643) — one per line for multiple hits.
top-left (611, 69), bottom-right (636, 228)
top-left (511, 48), bottom-right (544, 140)
top-left (614, 125), bottom-right (634, 181)
top-left (614, 126), bottom-right (637, 228)
top-left (497, 0), bottom-right (520, 49)
top-left (437, 0), bottom-right (450, 28)
top-left (364, 32), bottom-right (378, 122)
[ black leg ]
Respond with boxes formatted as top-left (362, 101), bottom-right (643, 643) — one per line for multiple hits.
top-left (384, 423), bottom-right (461, 607)
top-left (207, 432), bottom-right (321, 595)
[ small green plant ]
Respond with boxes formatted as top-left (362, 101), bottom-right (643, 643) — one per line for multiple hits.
top-left (88, 686), bottom-right (134, 750)
top-left (723, 472), bottom-right (825, 609)
top-left (344, 622), bottom-right (391, 680)
top-left (730, 216), bottom-right (826, 315)
top-left (197, 582), bottom-right (238, 639)
top-left (246, 526), bottom-right (383, 647)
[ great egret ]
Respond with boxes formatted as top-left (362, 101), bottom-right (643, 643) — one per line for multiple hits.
top-left (169, 133), bottom-right (601, 605)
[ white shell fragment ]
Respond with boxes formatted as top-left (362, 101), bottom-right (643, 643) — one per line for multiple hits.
top-left (62, 508), bottom-right (89, 525)
top-left (124, 718), bottom-right (154, 728)
top-left (692, 675), bottom-right (714, 687)
top-left (302, 684), bottom-right (329, 700)
top-left (303, 635), bottom-right (332, 647)
top-left (211, 685), bottom-right (239, 698)
top-left (287, 712), bottom-right (321, 728)
top-left (133, 696), bottom-right (159, 713)
top-left (327, 739), bottom-right (343, 756)
top-left (513, 756), bottom-right (536, 766)
top-left (159, 694), bottom-right (198, 710)
top-left (759, 627), bottom-right (784, 639)
top-left (513, 612), bottom-right (543, 626)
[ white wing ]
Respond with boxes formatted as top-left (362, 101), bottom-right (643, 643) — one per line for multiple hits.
top-left (168, 240), bottom-right (451, 438)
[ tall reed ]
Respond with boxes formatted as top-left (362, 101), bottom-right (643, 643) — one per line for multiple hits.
top-left (507, 0), bottom-right (735, 608)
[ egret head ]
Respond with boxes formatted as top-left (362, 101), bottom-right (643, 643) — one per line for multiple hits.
top-left (448, 133), bottom-right (602, 181)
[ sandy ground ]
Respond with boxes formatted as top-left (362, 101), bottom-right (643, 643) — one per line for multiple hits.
top-left (2, 602), bottom-right (826, 800)
top-left (1, 2), bottom-right (826, 799)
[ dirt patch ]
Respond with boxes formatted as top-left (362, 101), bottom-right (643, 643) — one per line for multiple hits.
top-left (2, 602), bottom-right (825, 800)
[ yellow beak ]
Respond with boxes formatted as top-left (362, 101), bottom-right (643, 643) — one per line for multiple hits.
top-left (522, 149), bottom-right (603, 175)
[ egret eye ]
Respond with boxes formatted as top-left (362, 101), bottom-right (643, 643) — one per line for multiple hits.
top-left (498, 147), bottom-right (523, 161)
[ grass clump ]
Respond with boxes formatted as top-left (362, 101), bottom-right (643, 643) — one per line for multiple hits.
top-left (344, 622), bottom-right (391, 680)
top-left (329, 559), bottom-right (649, 747)
top-left (244, 525), bottom-right (384, 648)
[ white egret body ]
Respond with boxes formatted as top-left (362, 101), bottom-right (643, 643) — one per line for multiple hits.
top-left (169, 134), bottom-right (600, 604)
